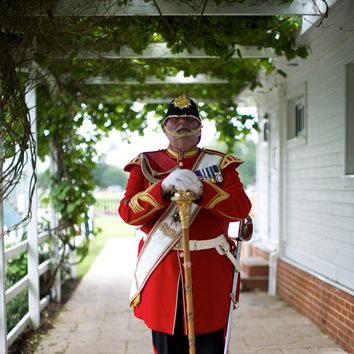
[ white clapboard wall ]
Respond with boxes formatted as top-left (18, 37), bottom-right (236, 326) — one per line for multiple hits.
top-left (256, 0), bottom-right (354, 292)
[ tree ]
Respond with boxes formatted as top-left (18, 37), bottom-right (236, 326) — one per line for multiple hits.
top-left (233, 139), bottom-right (256, 188)
top-left (91, 162), bottom-right (128, 189)
top-left (206, 138), bottom-right (256, 188)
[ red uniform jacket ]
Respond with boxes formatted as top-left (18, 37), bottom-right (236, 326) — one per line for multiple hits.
top-left (119, 146), bottom-right (251, 335)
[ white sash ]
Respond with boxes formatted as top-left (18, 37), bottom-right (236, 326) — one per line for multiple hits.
top-left (129, 151), bottom-right (223, 303)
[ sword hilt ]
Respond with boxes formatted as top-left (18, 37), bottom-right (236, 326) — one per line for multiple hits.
top-left (235, 215), bottom-right (253, 242)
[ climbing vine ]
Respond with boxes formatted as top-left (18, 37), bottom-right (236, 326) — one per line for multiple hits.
top-left (0, 35), bottom-right (37, 235)
top-left (1, 0), bottom-right (313, 276)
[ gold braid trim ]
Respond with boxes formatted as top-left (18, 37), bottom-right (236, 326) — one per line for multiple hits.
top-left (127, 208), bottom-right (160, 225)
top-left (220, 154), bottom-right (243, 170)
top-left (129, 194), bottom-right (145, 213)
top-left (140, 154), bottom-right (177, 184)
top-left (128, 183), bottom-right (162, 214)
top-left (215, 209), bottom-right (243, 221)
top-left (129, 155), bottom-right (142, 165)
top-left (130, 293), bottom-right (141, 309)
top-left (139, 193), bottom-right (161, 209)
top-left (140, 154), bottom-right (160, 184)
top-left (203, 181), bottom-right (230, 209)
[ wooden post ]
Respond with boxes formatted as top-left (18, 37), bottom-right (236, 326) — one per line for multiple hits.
top-left (25, 82), bottom-right (40, 328)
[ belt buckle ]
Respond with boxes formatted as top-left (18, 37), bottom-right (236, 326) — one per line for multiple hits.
top-left (192, 239), bottom-right (197, 251)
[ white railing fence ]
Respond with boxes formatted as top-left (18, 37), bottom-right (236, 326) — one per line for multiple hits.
top-left (0, 73), bottom-right (71, 354)
top-left (4, 231), bottom-right (51, 348)
top-left (0, 226), bottom-right (81, 353)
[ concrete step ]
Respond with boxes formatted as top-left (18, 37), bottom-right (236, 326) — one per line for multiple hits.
top-left (241, 272), bottom-right (268, 291)
top-left (241, 256), bottom-right (269, 277)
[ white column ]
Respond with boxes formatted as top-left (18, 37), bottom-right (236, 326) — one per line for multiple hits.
top-left (33, 68), bottom-right (62, 302)
top-left (50, 149), bottom-right (61, 302)
top-left (0, 139), bottom-right (8, 354)
top-left (268, 83), bottom-right (286, 295)
top-left (278, 84), bottom-right (287, 260)
top-left (25, 82), bottom-right (40, 328)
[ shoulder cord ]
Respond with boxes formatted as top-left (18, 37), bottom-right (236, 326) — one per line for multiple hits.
top-left (140, 153), bottom-right (177, 184)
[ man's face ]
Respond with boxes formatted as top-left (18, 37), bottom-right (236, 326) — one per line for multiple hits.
top-left (163, 116), bottom-right (202, 150)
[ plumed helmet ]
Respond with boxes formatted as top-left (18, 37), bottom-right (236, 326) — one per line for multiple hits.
top-left (164, 95), bottom-right (201, 124)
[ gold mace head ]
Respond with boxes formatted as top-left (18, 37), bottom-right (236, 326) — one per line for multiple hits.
top-left (171, 191), bottom-right (198, 228)
top-left (171, 190), bottom-right (198, 203)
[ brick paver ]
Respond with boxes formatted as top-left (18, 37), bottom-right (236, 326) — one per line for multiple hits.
top-left (34, 237), bottom-right (347, 354)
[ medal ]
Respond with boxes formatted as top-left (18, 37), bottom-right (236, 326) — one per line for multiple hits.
top-left (212, 165), bottom-right (224, 183)
top-left (194, 165), bottom-right (223, 183)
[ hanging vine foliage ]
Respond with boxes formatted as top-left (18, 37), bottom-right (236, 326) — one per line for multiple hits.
top-left (0, 33), bottom-right (37, 235)
top-left (1, 0), bottom-right (311, 270)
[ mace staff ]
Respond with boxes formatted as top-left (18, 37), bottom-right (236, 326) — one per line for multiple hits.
top-left (172, 190), bottom-right (197, 354)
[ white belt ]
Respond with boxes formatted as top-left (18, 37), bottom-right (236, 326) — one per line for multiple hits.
top-left (173, 234), bottom-right (241, 272)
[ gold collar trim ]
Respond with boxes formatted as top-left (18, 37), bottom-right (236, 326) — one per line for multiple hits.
top-left (166, 146), bottom-right (200, 159)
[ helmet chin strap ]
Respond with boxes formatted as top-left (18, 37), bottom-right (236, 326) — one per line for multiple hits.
top-left (163, 125), bottom-right (202, 138)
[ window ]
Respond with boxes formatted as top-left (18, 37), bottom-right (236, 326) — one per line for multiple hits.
top-left (262, 114), bottom-right (270, 142)
top-left (287, 82), bottom-right (307, 143)
top-left (294, 100), bottom-right (305, 137)
top-left (263, 120), bottom-right (270, 142)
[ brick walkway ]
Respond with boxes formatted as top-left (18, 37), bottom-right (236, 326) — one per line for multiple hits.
top-left (34, 237), bottom-right (347, 354)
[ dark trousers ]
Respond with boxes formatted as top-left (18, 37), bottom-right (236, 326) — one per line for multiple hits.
top-left (152, 286), bottom-right (225, 354)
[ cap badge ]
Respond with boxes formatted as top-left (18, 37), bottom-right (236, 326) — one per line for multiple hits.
top-left (172, 96), bottom-right (192, 110)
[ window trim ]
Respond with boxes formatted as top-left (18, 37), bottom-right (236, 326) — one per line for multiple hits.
top-left (345, 62), bottom-right (354, 175)
top-left (286, 82), bottom-right (307, 147)
top-left (342, 62), bottom-right (354, 189)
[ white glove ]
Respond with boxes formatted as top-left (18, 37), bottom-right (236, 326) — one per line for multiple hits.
top-left (162, 169), bottom-right (203, 196)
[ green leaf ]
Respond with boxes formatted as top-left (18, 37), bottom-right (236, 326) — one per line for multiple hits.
top-left (277, 69), bottom-right (287, 77)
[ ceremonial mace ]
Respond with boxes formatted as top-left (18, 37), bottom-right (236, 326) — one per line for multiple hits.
top-left (172, 190), bottom-right (197, 354)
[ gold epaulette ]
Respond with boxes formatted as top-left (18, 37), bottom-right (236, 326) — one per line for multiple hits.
top-left (128, 155), bottom-right (142, 166)
top-left (124, 155), bottom-right (142, 172)
top-left (220, 154), bottom-right (243, 170)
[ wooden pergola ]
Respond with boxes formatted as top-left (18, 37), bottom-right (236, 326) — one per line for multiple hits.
top-left (0, 1), bottom-right (331, 353)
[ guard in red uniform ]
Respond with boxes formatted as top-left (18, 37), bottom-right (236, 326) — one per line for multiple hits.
top-left (119, 96), bottom-right (251, 354)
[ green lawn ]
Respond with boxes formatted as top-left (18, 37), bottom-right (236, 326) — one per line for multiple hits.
top-left (95, 215), bottom-right (135, 238)
top-left (76, 215), bottom-right (135, 279)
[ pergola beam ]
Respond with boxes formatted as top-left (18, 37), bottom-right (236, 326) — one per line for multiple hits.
top-left (299, 0), bottom-right (338, 35)
top-left (33, 0), bottom-right (327, 16)
top-left (58, 43), bottom-right (273, 59)
top-left (84, 74), bottom-right (228, 85)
